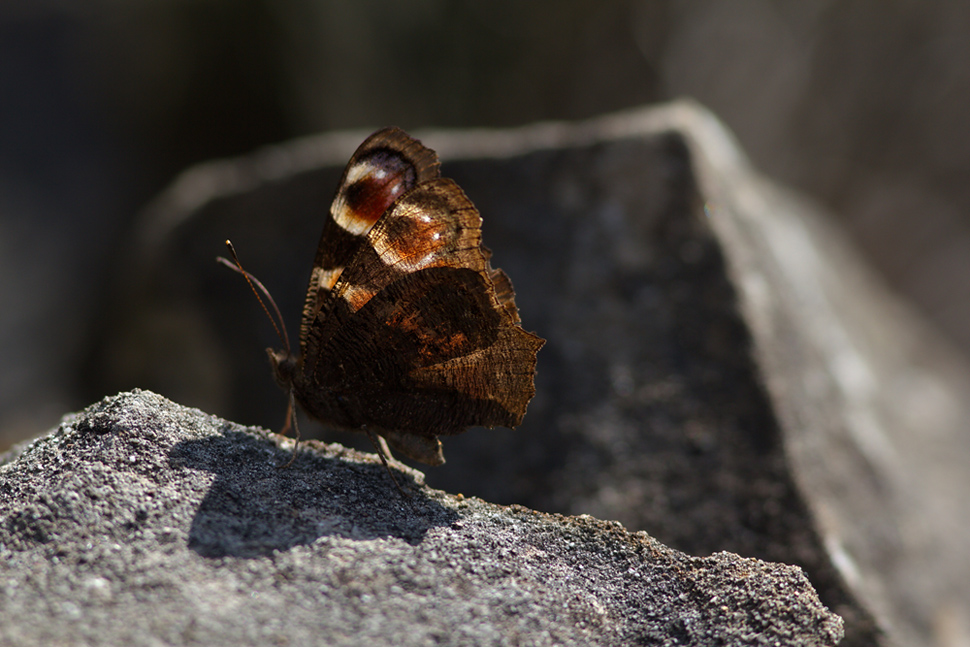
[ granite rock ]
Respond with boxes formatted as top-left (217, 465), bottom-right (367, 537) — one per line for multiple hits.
top-left (0, 390), bottom-right (842, 646)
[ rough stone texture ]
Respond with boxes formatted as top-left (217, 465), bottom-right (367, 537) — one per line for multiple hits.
top-left (0, 390), bottom-right (842, 646)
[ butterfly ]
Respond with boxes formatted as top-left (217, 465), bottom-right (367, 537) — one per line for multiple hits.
top-left (223, 127), bottom-right (544, 472)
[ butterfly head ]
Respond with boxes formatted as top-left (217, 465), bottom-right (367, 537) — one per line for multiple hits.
top-left (267, 348), bottom-right (299, 390)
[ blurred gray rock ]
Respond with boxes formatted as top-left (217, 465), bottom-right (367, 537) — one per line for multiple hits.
top-left (8, 2), bottom-right (970, 502)
top-left (0, 390), bottom-right (843, 647)
top-left (89, 103), bottom-right (970, 647)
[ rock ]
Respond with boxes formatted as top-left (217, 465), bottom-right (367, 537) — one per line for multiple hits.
top-left (0, 390), bottom-right (842, 646)
top-left (87, 103), bottom-right (970, 647)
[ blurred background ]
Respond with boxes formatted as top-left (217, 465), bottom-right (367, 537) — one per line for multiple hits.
top-left (3, 0), bottom-right (970, 449)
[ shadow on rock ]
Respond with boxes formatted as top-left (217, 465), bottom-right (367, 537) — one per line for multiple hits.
top-left (168, 427), bottom-right (457, 558)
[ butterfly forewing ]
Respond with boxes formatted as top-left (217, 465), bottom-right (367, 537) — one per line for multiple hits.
top-left (282, 127), bottom-right (543, 465)
top-left (300, 128), bottom-right (440, 357)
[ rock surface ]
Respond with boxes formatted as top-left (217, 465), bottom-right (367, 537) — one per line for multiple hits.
top-left (0, 390), bottom-right (842, 646)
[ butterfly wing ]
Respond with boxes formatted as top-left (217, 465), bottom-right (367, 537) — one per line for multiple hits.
top-left (297, 177), bottom-right (543, 442)
top-left (299, 127), bottom-right (440, 358)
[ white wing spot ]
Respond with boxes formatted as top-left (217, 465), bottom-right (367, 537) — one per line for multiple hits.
top-left (333, 159), bottom-right (380, 235)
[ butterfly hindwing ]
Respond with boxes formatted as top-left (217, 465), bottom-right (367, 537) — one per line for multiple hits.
top-left (303, 266), bottom-right (520, 435)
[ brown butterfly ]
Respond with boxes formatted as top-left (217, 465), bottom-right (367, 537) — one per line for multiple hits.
top-left (223, 127), bottom-right (543, 474)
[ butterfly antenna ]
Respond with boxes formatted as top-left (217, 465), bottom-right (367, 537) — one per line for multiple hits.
top-left (218, 240), bottom-right (306, 468)
top-left (217, 240), bottom-right (292, 354)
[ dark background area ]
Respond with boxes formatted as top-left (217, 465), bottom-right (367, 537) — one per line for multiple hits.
top-left (3, 0), bottom-right (970, 448)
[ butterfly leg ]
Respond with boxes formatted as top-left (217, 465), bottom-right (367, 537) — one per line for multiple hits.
top-left (278, 390), bottom-right (302, 469)
top-left (364, 428), bottom-right (411, 498)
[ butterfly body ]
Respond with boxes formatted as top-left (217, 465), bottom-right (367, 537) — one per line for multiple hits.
top-left (267, 128), bottom-right (543, 466)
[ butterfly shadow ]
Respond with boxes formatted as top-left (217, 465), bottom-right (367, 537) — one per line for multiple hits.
top-left (168, 426), bottom-right (457, 558)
